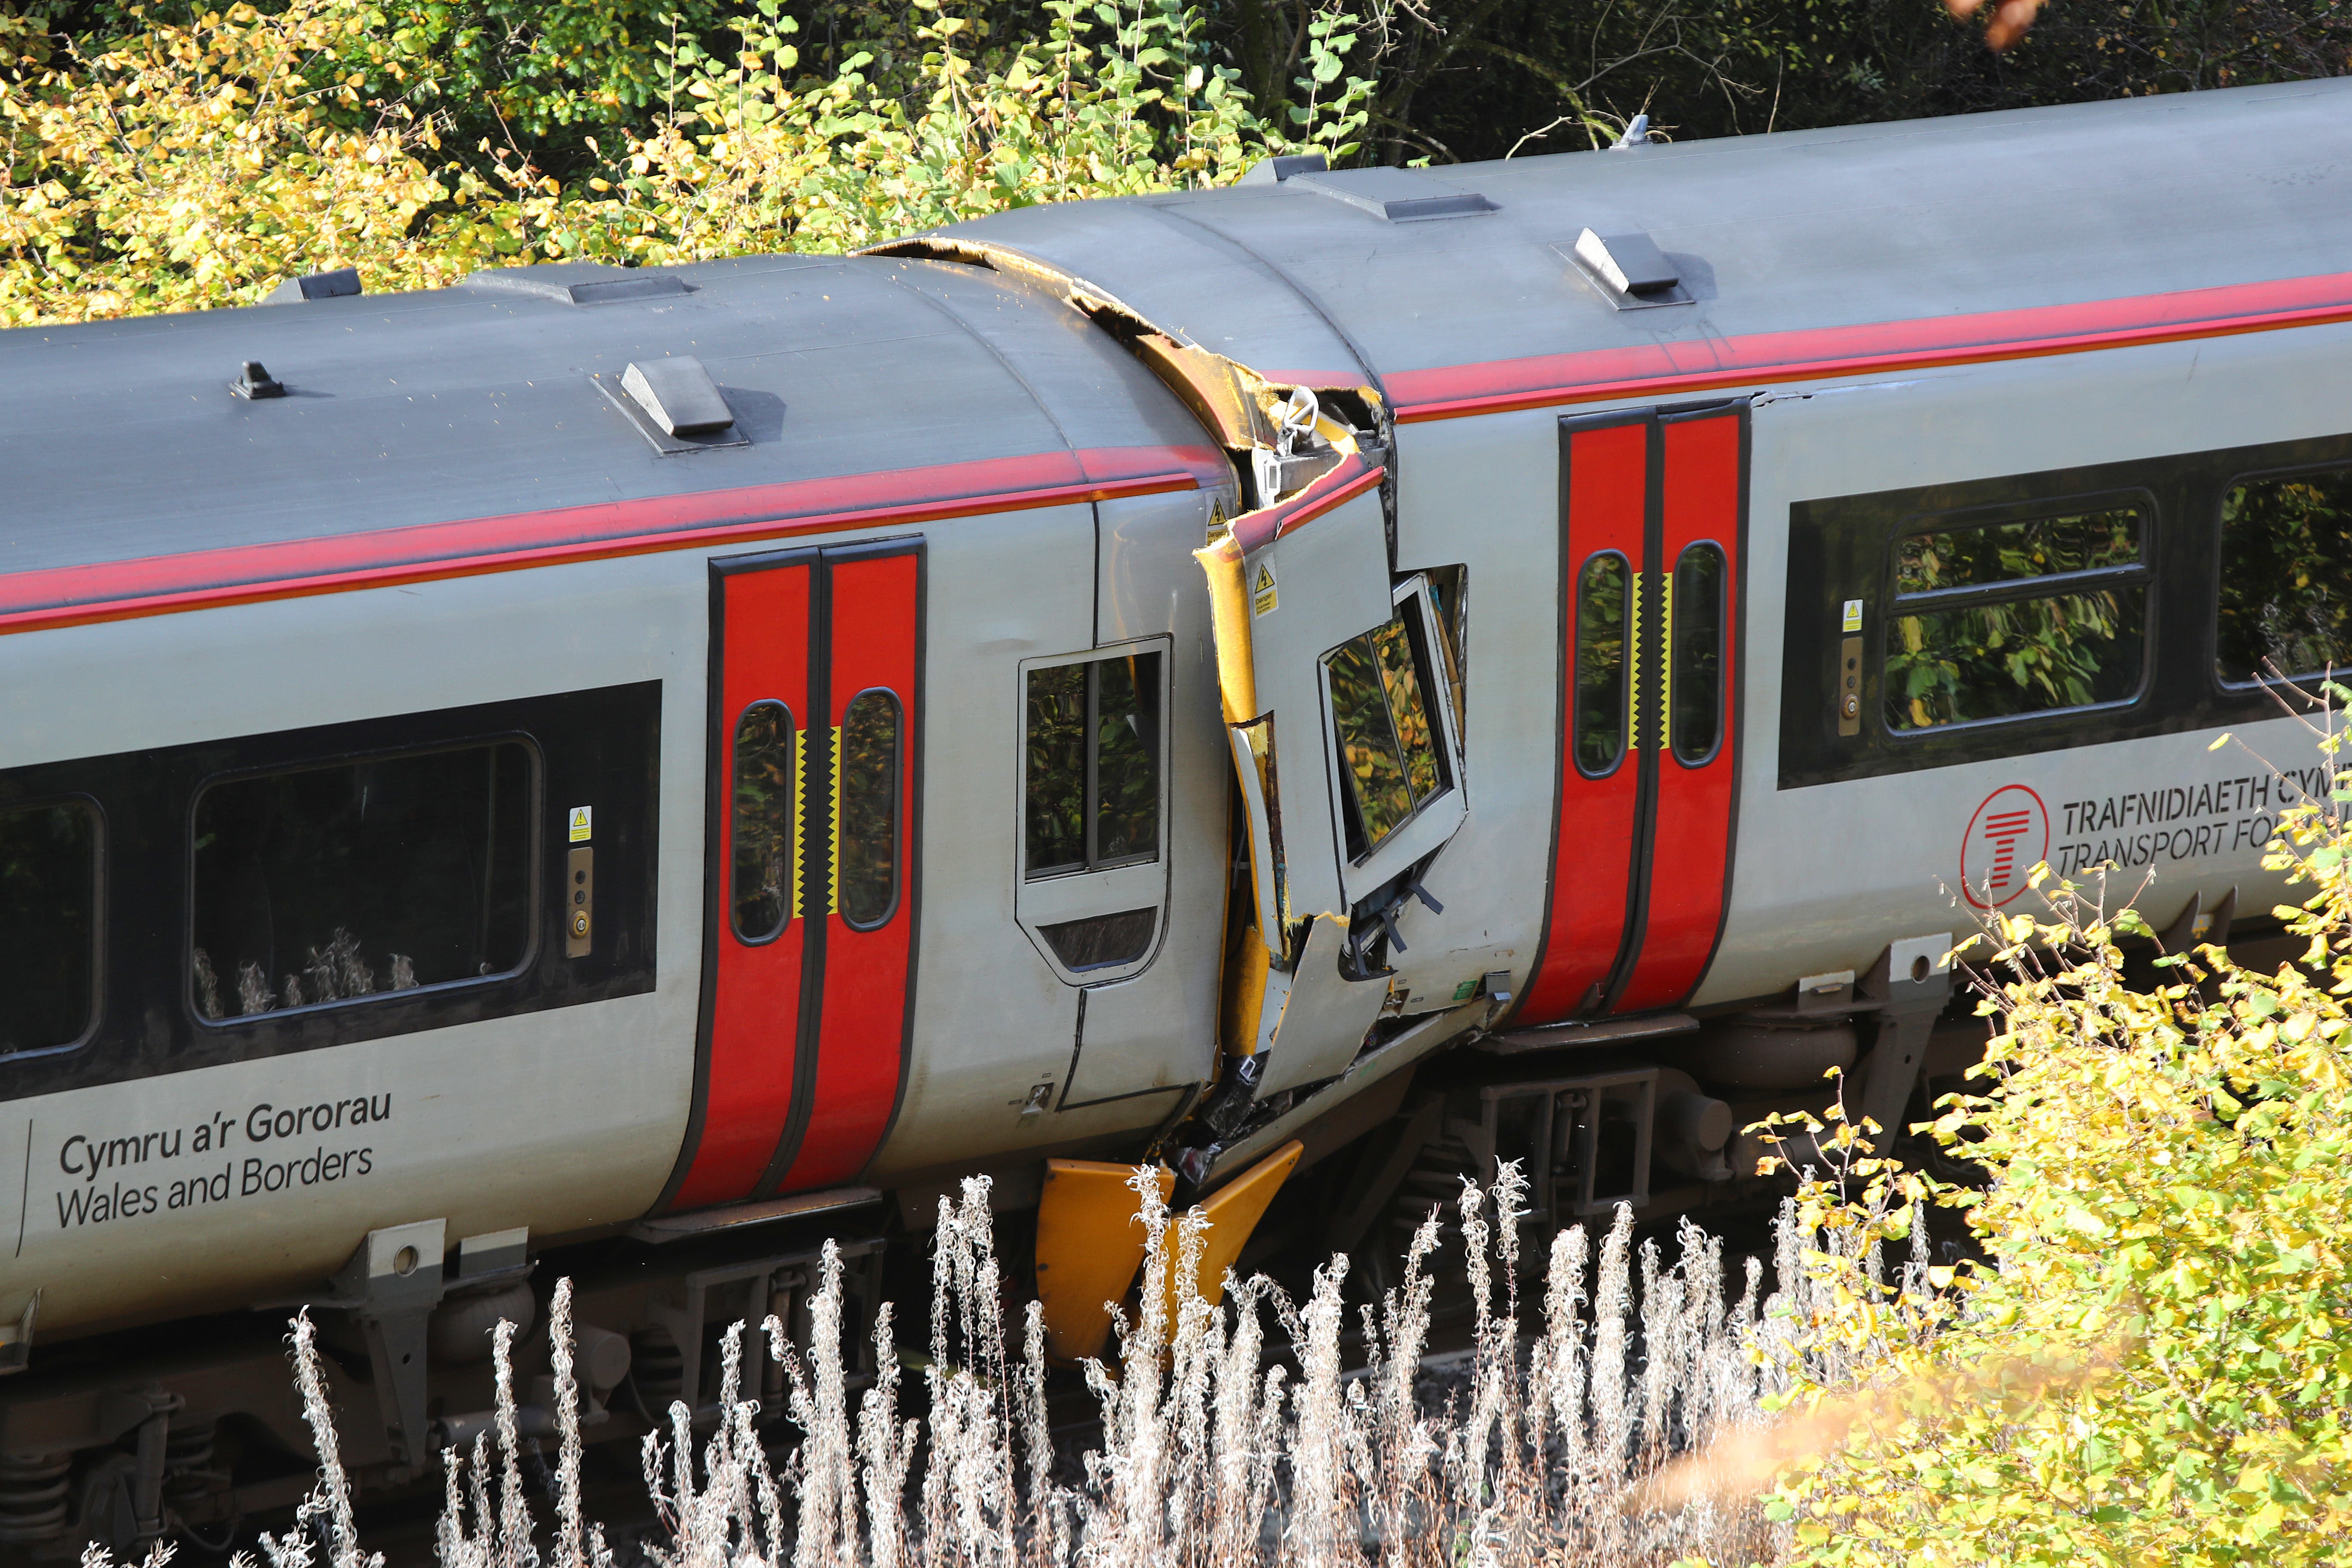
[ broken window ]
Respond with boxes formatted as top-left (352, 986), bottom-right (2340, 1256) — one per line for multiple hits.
top-left (0, 798), bottom-right (98, 1055)
top-left (1574, 553), bottom-right (1630, 775)
top-left (731, 701), bottom-right (796, 942)
top-left (1883, 508), bottom-right (2147, 731)
top-left (190, 741), bottom-right (534, 1019)
top-left (1023, 651), bottom-right (1164, 879)
top-left (837, 691), bottom-right (902, 928)
top-left (1324, 605), bottom-right (1450, 862)
top-left (2217, 466), bottom-right (2352, 684)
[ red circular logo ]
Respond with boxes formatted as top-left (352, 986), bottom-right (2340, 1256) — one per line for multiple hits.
top-left (1960, 784), bottom-right (2049, 909)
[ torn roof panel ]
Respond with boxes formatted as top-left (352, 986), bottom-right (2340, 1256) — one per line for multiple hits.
top-left (916, 80), bottom-right (2352, 397)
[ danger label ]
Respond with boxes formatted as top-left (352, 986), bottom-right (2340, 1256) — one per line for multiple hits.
top-left (1251, 562), bottom-right (1278, 617)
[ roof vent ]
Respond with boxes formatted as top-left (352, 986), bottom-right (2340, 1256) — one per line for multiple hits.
top-left (1566, 228), bottom-right (1693, 309)
top-left (265, 267), bottom-right (361, 304)
top-left (463, 261), bottom-right (690, 306)
top-left (1288, 166), bottom-right (1496, 222)
top-left (595, 358), bottom-right (748, 454)
top-left (1240, 151), bottom-right (1329, 184)
top-left (230, 361), bottom-right (285, 400)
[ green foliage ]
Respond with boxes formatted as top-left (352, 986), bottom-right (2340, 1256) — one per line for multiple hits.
top-left (1764, 720), bottom-right (2352, 1564)
top-left (0, 0), bottom-right (1371, 323)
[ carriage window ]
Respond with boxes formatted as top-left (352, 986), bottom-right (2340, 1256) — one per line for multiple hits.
top-left (0, 800), bottom-right (98, 1055)
top-left (731, 701), bottom-right (796, 942)
top-left (837, 691), bottom-right (901, 927)
top-left (1670, 543), bottom-right (1726, 763)
top-left (2217, 468), bottom-right (2352, 684)
top-left (1325, 605), bottom-right (1449, 861)
top-left (1574, 553), bottom-right (1629, 775)
top-left (190, 741), bottom-right (534, 1019)
top-left (1023, 651), bottom-right (1163, 879)
top-left (1883, 508), bottom-right (2147, 732)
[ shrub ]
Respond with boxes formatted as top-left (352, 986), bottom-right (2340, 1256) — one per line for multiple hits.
top-left (0, 0), bottom-right (1373, 326)
top-left (1766, 719), bottom-right (2352, 1565)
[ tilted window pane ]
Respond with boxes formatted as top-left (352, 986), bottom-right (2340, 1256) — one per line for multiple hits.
top-left (1894, 510), bottom-right (2140, 594)
top-left (1884, 588), bottom-right (2146, 731)
top-left (837, 691), bottom-right (901, 928)
top-left (1370, 613), bottom-right (1442, 804)
top-left (1671, 544), bottom-right (1725, 763)
top-left (1574, 553), bottom-right (1629, 775)
top-left (0, 801), bottom-right (97, 1055)
top-left (1024, 664), bottom-right (1087, 877)
top-left (1326, 631), bottom-right (1414, 858)
top-left (1093, 651), bottom-right (1162, 864)
top-left (2217, 469), bottom-right (2352, 683)
top-left (191, 742), bottom-right (534, 1018)
top-left (731, 701), bottom-right (796, 942)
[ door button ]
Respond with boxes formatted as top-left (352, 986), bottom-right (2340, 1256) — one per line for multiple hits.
top-left (1837, 634), bottom-right (1863, 738)
top-left (566, 846), bottom-right (594, 957)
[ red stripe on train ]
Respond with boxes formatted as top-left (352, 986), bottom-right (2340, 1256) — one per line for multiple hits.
top-left (0, 445), bottom-right (1220, 637)
top-left (1387, 271), bottom-right (2352, 422)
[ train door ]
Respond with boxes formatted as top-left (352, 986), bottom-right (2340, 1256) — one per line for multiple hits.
top-left (662, 538), bottom-right (923, 1210)
top-left (1519, 404), bottom-right (1745, 1022)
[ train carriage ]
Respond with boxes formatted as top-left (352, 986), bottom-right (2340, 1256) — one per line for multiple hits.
top-left (4, 76), bottom-right (2352, 1552)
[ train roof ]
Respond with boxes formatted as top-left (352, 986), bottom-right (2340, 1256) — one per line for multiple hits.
top-left (922, 77), bottom-right (2352, 416)
top-left (0, 253), bottom-right (1223, 622)
top-left (6, 79), bottom-right (2352, 630)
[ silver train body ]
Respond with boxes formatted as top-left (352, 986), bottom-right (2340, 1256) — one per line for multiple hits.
top-left (4, 78), bottom-right (2351, 1544)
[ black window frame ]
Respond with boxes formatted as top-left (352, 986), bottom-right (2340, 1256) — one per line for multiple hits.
top-left (728, 698), bottom-right (798, 947)
top-left (1878, 493), bottom-right (2156, 741)
top-left (1777, 433), bottom-right (2352, 790)
top-left (1668, 539), bottom-right (1730, 769)
top-left (2212, 457), bottom-right (2352, 693)
top-left (836, 686), bottom-right (904, 931)
top-left (1020, 648), bottom-right (1167, 882)
top-left (0, 682), bottom-right (661, 1101)
top-left (184, 732), bottom-right (545, 1031)
top-left (0, 792), bottom-right (105, 1063)
top-left (1573, 549), bottom-right (1633, 780)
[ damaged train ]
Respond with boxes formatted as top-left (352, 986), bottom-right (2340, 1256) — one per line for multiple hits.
top-left (7, 77), bottom-right (2352, 1551)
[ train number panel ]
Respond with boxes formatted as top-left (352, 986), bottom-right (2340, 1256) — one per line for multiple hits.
top-left (666, 540), bottom-right (923, 1210)
top-left (1522, 404), bottom-right (1744, 1022)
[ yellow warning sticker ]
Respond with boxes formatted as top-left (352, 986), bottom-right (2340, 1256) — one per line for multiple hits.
top-left (1841, 598), bottom-right (1864, 633)
top-left (1252, 561), bottom-right (1278, 617)
top-left (568, 805), bottom-right (592, 843)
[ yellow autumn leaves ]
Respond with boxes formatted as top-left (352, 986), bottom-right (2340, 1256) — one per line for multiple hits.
top-left (2, 0), bottom-right (1369, 326)
top-left (1763, 723), bottom-right (2352, 1564)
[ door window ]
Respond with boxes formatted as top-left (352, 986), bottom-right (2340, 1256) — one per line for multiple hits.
top-left (190, 741), bottom-right (534, 1018)
top-left (2217, 466), bottom-right (2352, 684)
top-left (837, 690), bottom-right (902, 928)
top-left (1023, 651), bottom-right (1164, 879)
top-left (1574, 552), bottom-right (1630, 775)
top-left (0, 799), bottom-right (98, 1056)
top-left (730, 701), bottom-right (797, 943)
top-left (1883, 508), bottom-right (2148, 731)
top-left (1669, 543), bottom-right (1726, 764)
top-left (1324, 603), bottom-right (1450, 862)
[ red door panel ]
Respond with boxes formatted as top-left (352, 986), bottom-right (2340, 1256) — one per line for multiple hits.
top-left (1519, 419), bottom-right (1647, 1024)
top-left (782, 547), bottom-right (921, 1191)
top-left (659, 539), bottom-right (923, 1214)
top-left (671, 555), bottom-right (815, 1209)
top-left (1614, 411), bottom-right (1742, 1012)
top-left (1519, 406), bottom-right (1746, 1026)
